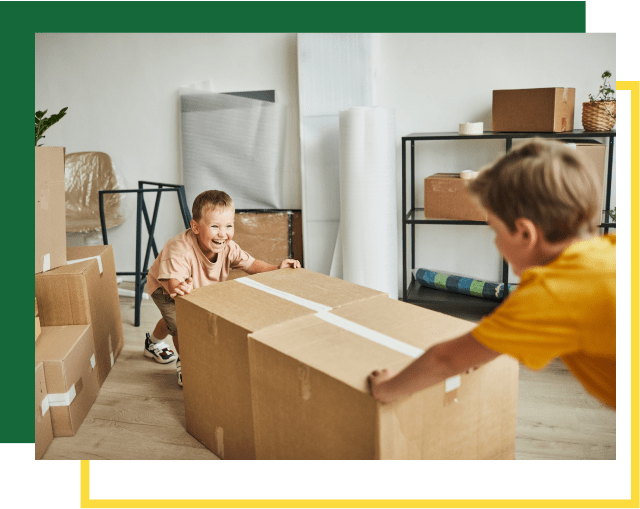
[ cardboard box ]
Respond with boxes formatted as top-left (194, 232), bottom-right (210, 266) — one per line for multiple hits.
top-left (34, 245), bottom-right (124, 386)
top-left (492, 88), bottom-right (575, 132)
top-left (35, 147), bottom-right (66, 274)
top-left (176, 268), bottom-right (385, 459)
top-left (563, 140), bottom-right (608, 219)
top-left (248, 297), bottom-right (519, 459)
top-left (229, 211), bottom-right (303, 280)
top-left (424, 173), bottom-right (487, 221)
top-left (35, 325), bottom-right (100, 437)
top-left (35, 298), bottom-right (41, 342)
top-left (35, 361), bottom-right (53, 459)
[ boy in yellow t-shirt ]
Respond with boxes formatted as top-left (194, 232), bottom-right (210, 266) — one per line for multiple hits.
top-left (145, 190), bottom-right (301, 386)
top-left (369, 139), bottom-right (616, 409)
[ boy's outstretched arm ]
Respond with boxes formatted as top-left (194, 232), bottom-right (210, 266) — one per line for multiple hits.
top-left (162, 277), bottom-right (194, 298)
top-left (245, 258), bottom-right (301, 274)
top-left (368, 332), bottom-right (501, 403)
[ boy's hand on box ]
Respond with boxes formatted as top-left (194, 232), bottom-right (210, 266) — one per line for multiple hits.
top-left (169, 277), bottom-right (193, 298)
top-left (279, 259), bottom-right (301, 269)
top-left (368, 368), bottom-right (398, 403)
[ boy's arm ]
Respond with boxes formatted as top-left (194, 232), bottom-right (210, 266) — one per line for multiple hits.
top-left (368, 331), bottom-right (500, 403)
top-left (161, 277), bottom-right (193, 298)
top-left (245, 258), bottom-right (301, 274)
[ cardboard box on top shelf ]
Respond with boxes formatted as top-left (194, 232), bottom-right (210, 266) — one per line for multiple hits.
top-left (35, 325), bottom-right (100, 437)
top-left (228, 210), bottom-right (303, 280)
top-left (175, 268), bottom-right (385, 460)
top-left (35, 147), bottom-right (66, 274)
top-left (35, 361), bottom-right (53, 459)
top-left (248, 296), bottom-right (519, 459)
top-left (424, 173), bottom-right (487, 222)
top-left (492, 88), bottom-right (575, 132)
top-left (34, 245), bottom-right (124, 386)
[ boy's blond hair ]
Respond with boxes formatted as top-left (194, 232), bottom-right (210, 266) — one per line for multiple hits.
top-left (191, 190), bottom-right (235, 221)
top-left (467, 139), bottom-right (600, 242)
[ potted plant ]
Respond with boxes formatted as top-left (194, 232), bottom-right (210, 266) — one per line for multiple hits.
top-left (35, 107), bottom-right (68, 146)
top-left (582, 71), bottom-right (615, 131)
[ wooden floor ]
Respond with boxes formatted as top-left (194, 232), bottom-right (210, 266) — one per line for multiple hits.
top-left (42, 291), bottom-right (615, 460)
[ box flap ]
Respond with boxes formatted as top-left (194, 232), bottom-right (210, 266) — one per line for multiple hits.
top-left (249, 297), bottom-right (475, 392)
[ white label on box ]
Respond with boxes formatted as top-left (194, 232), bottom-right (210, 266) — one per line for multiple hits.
top-left (445, 375), bottom-right (461, 393)
top-left (236, 278), bottom-right (332, 313)
top-left (42, 253), bottom-right (50, 272)
top-left (48, 384), bottom-right (77, 407)
top-left (67, 255), bottom-right (103, 274)
top-left (41, 395), bottom-right (50, 416)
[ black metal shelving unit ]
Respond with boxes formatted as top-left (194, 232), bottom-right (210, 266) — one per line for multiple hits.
top-left (401, 129), bottom-right (616, 314)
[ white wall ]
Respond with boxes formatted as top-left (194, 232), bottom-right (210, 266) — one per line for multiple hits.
top-left (36, 32), bottom-right (615, 292)
top-left (35, 33), bottom-right (300, 274)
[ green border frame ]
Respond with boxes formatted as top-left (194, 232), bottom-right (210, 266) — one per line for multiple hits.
top-left (0, 0), bottom-right (640, 507)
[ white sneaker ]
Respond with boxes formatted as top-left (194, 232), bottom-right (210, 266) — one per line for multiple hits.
top-left (176, 357), bottom-right (183, 387)
top-left (144, 333), bottom-right (177, 364)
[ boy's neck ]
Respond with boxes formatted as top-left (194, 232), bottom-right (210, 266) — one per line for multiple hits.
top-left (536, 232), bottom-right (594, 267)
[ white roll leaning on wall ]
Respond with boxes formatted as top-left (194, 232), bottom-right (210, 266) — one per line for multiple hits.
top-left (338, 107), bottom-right (398, 299)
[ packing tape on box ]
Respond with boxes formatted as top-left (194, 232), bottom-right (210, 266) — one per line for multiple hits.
top-left (41, 395), bottom-right (50, 416)
top-left (236, 278), bottom-right (332, 313)
top-left (67, 255), bottom-right (103, 274)
top-left (42, 253), bottom-right (51, 273)
top-left (90, 354), bottom-right (96, 369)
top-left (239, 279), bottom-right (464, 393)
top-left (459, 122), bottom-right (483, 135)
top-left (48, 384), bottom-right (77, 408)
top-left (460, 170), bottom-right (478, 180)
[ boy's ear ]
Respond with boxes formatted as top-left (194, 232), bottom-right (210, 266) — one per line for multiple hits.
top-left (190, 219), bottom-right (199, 233)
top-left (514, 218), bottom-right (539, 247)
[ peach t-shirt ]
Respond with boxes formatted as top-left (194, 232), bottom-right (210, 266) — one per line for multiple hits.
top-left (146, 229), bottom-right (255, 295)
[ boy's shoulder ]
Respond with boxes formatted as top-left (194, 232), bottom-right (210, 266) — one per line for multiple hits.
top-left (162, 229), bottom-right (196, 254)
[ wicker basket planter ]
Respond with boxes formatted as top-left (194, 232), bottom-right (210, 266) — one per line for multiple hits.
top-left (582, 100), bottom-right (616, 131)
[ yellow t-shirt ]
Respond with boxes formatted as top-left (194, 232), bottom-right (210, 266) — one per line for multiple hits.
top-left (472, 235), bottom-right (616, 408)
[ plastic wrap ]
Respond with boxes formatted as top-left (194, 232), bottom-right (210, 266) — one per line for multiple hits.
top-left (65, 152), bottom-right (126, 233)
top-left (179, 89), bottom-right (286, 210)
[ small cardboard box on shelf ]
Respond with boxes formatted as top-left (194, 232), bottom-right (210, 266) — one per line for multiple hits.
top-left (424, 173), bottom-right (487, 221)
top-left (492, 87), bottom-right (575, 132)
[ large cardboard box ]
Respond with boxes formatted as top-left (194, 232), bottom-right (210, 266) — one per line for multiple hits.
top-left (35, 146), bottom-right (66, 274)
top-left (176, 268), bottom-right (385, 459)
top-left (35, 325), bottom-right (100, 437)
top-left (564, 139), bottom-right (608, 220)
top-left (35, 361), bottom-right (53, 459)
top-left (424, 173), bottom-right (487, 221)
top-left (248, 297), bottom-right (519, 459)
top-left (34, 245), bottom-right (124, 386)
top-left (492, 88), bottom-right (575, 132)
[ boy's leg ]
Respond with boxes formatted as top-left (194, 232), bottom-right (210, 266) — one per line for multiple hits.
top-left (146, 288), bottom-right (178, 364)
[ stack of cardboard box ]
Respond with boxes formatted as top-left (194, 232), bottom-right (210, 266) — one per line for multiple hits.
top-left (34, 147), bottom-right (125, 459)
top-left (176, 268), bottom-right (520, 460)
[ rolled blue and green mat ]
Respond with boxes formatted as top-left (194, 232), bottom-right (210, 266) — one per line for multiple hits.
top-left (414, 268), bottom-right (517, 301)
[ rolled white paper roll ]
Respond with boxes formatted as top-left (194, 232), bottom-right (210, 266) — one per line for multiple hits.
top-left (459, 122), bottom-right (483, 135)
top-left (460, 170), bottom-right (478, 179)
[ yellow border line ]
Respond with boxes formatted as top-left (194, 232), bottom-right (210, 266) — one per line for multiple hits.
top-left (80, 82), bottom-right (639, 509)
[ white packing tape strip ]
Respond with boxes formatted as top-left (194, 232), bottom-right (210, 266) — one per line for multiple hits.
top-left (241, 279), bottom-right (461, 391)
top-left (48, 384), bottom-right (77, 407)
top-left (315, 310), bottom-right (424, 359)
top-left (41, 395), bottom-right (50, 416)
top-left (43, 253), bottom-right (51, 272)
top-left (459, 122), bottom-right (483, 135)
top-left (90, 354), bottom-right (96, 369)
top-left (67, 255), bottom-right (103, 274)
top-left (460, 170), bottom-right (478, 180)
top-left (110, 352), bottom-right (114, 367)
top-left (235, 278), bottom-right (332, 313)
